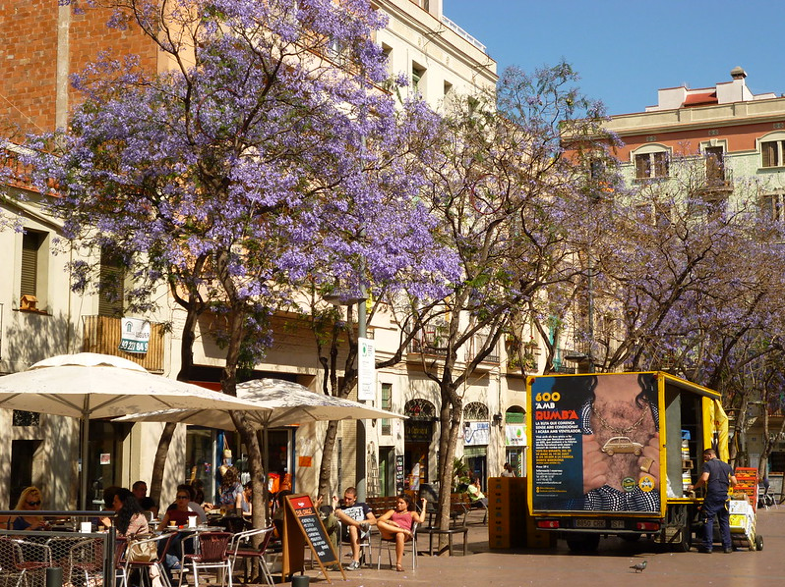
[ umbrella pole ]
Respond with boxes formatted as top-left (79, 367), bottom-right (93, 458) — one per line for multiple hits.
top-left (80, 414), bottom-right (89, 510)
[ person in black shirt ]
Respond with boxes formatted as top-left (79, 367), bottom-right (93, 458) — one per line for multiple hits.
top-left (689, 448), bottom-right (737, 553)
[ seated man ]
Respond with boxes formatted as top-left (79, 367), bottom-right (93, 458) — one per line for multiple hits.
top-left (332, 487), bottom-right (376, 571)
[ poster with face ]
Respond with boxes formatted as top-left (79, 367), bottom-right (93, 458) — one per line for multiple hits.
top-left (529, 373), bottom-right (661, 513)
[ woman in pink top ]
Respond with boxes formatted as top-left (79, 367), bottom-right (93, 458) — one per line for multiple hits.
top-left (376, 494), bottom-right (427, 572)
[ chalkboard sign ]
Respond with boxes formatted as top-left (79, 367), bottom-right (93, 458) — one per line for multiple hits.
top-left (282, 494), bottom-right (344, 583)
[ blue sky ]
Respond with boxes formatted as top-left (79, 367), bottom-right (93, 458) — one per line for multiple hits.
top-left (444, 0), bottom-right (785, 116)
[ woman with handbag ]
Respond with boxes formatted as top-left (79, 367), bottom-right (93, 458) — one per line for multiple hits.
top-left (114, 488), bottom-right (165, 587)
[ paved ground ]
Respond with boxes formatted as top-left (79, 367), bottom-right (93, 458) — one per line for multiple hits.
top-left (286, 503), bottom-right (784, 587)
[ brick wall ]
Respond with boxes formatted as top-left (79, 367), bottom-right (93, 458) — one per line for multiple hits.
top-left (0, 0), bottom-right (158, 138)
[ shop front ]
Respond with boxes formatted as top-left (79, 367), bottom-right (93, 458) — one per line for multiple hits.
top-left (463, 402), bottom-right (490, 488)
top-left (404, 399), bottom-right (436, 490)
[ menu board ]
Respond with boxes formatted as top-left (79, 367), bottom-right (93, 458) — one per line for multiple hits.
top-left (396, 454), bottom-right (405, 493)
top-left (283, 493), bottom-right (344, 582)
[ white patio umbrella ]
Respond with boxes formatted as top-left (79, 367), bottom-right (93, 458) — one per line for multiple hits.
top-left (116, 378), bottom-right (406, 429)
top-left (115, 378), bottom-right (407, 493)
top-left (0, 352), bottom-right (275, 508)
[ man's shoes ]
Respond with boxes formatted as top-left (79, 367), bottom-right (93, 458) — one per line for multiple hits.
top-left (723, 547), bottom-right (733, 553)
top-left (345, 560), bottom-right (361, 571)
top-left (697, 546), bottom-right (712, 554)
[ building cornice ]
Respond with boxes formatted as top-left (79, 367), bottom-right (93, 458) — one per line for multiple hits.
top-left (605, 97), bottom-right (785, 137)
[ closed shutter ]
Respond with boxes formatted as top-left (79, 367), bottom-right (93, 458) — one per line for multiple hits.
top-left (762, 142), bottom-right (777, 167)
top-left (635, 154), bottom-right (650, 178)
top-left (653, 152), bottom-right (668, 177)
top-left (20, 232), bottom-right (40, 297)
top-left (99, 247), bottom-right (125, 317)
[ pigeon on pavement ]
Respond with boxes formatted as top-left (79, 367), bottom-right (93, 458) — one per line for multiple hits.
top-left (630, 560), bottom-right (647, 572)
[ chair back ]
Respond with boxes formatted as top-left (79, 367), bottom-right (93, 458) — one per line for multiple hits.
top-left (197, 532), bottom-right (232, 563)
top-left (114, 537), bottom-right (128, 568)
top-left (229, 526), bottom-right (273, 557)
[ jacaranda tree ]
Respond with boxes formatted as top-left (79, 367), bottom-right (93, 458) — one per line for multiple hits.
top-left (25, 0), bottom-right (458, 525)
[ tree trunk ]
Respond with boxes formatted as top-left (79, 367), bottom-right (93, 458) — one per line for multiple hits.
top-left (149, 294), bottom-right (202, 505)
top-left (318, 420), bottom-right (339, 500)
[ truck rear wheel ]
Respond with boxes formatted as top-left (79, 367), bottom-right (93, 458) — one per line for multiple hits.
top-left (566, 534), bottom-right (600, 552)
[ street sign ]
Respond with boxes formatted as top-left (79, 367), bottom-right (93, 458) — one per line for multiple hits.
top-left (357, 336), bottom-right (375, 401)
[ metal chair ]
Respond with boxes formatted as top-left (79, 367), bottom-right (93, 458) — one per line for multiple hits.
top-left (377, 522), bottom-right (418, 571)
top-left (228, 527), bottom-right (275, 586)
top-left (178, 532), bottom-right (233, 587)
top-left (114, 537), bottom-right (129, 587)
top-left (0, 537), bottom-right (26, 587)
top-left (7, 539), bottom-right (52, 587)
top-left (335, 519), bottom-right (373, 568)
top-left (126, 532), bottom-right (176, 587)
top-left (67, 537), bottom-right (105, 587)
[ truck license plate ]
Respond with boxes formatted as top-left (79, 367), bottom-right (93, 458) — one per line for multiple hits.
top-left (575, 519), bottom-right (606, 529)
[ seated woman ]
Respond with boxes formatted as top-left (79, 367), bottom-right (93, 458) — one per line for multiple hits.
top-left (158, 486), bottom-right (200, 531)
top-left (236, 482), bottom-right (253, 520)
top-left (467, 476), bottom-right (488, 508)
top-left (375, 494), bottom-right (427, 572)
top-left (114, 488), bottom-right (165, 587)
top-left (13, 486), bottom-right (49, 531)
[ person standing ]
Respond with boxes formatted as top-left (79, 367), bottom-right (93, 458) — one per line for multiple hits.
top-left (501, 463), bottom-right (515, 477)
top-left (689, 448), bottom-right (737, 553)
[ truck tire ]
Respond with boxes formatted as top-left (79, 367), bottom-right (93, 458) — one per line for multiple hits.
top-left (755, 534), bottom-right (763, 551)
top-left (566, 534), bottom-right (600, 552)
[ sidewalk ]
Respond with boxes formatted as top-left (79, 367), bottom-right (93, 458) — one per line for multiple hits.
top-left (292, 504), bottom-right (785, 587)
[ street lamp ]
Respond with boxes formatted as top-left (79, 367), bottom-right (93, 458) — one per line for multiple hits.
top-left (324, 287), bottom-right (369, 501)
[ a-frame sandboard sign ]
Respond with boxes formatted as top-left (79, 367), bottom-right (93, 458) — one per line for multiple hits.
top-left (282, 493), bottom-right (346, 583)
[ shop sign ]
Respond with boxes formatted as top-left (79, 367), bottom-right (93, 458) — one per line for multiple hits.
top-left (119, 317), bottom-right (150, 354)
top-left (405, 420), bottom-right (432, 442)
top-left (464, 421), bottom-right (490, 446)
top-left (505, 423), bottom-right (527, 446)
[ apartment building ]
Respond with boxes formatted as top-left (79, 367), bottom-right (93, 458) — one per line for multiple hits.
top-left (0, 1), bottom-right (512, 508)
top-left (605, 67), bottom-right (785, 212)
top-left (586, 68), bottom-right (785, 472)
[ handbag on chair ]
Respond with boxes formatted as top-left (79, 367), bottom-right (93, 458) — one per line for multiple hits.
top-left (127, 534), bottom-right (159, 563)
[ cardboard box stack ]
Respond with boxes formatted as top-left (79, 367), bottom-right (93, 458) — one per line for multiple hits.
top-left (734, 468), bottom-right (758, 513)
top-left (488, 477), bottom-right (554, 549)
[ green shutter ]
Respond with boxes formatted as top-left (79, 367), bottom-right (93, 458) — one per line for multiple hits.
top-left (20, 233), bottom-right (39, 297)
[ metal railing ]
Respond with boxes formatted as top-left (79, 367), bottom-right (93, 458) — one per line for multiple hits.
top-left (0, 510), bottom-right (116, 587)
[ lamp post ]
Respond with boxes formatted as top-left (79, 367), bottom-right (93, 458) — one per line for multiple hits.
top-left (324, 287), bottom-right (369, 501)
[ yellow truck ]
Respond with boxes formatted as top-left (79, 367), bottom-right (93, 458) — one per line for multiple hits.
top-left (526, 371), bottom-right (734, 552)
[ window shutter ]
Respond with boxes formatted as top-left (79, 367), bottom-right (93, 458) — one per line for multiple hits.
top-left (635, 154), bottom-right (649, 178)
top-left (20, 233), bottom-right (39, 297)
top-left (762, 142), bottom-right (775, 167)
top-left (653, 152), bottom-right (668, 177)
top-left (99, 247), bottom-right (125, 316)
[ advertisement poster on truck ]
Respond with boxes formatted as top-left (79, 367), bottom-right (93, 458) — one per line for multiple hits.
top-left (528, 373), bottom-right (661, 513)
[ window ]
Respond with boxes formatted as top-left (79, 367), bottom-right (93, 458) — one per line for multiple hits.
top-left (381, 383), bottom-right (392, 435)
top-left (704, 146), bottom-right (726, 183)
top-left (634, 151), bottom-right (669, 179)
top-left (20, 229), bottom-right (48, 311)
top-left (99, 246), bottom-right (125, 317)
top-left (411, 63), bottom-right (425, 96)
top-left (761, 139), bottom-right (785, 168)
top-left (762, 192), bottom-right (785, 222)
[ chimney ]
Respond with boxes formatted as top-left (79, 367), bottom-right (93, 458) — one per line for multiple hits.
top-left (730, 66), bottom-right (747, 80)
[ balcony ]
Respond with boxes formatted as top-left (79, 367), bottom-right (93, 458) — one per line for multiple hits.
top-left (701, 164), bottom-right (733, 194)
top-left (81, 315), bottom-right (165, 373)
